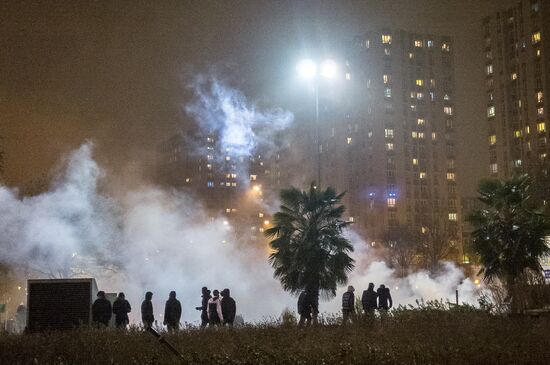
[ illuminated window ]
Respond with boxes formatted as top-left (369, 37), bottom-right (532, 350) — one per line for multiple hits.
top-left (418, 132), bottom-right (425, 139)
top-left (383, 74), bottom-right (390, 84)
top-left (447, 172), bottom-right (456, 181)
top-left (511, 72), bottom-right (517, 80)
top-left (207, 155), bottom-right (214, 160)
top-left (514, 159), bottom-right (522, 167)
top-left (536, 49), bottom-right (541, 57)
top-left (207, 163), bottom-right (212, 170)
top-left (347, 137), bottom-right (352, 145)
top-left (444, 106), bottom-right (453, 115)
top-left (412, 131), bottom-right (418, 138)
top-left (442, 43), bottom-right (450, 52)
top-left (226, 182), bottom-right (231, 187)
top-left (419, 172), bottom-right (427, 179)
top-left (386, 143), bottom-right (394, 151)
top-left (421, 226), bottom-right (428, 234)
top-left (384, 48), bottom-right (391, 56)
top-left (231, 173), bottom-right (237, 178)
top-left (448, 213), bottom-right (457, 221)
top-left (415, 40), bottom-right (423, 47)
top-left (259, 212), bottom-right (264, 218)
top-left (537, 91), bottom-right (543, 103)
top-left (417, 118), bottom-right (425, 126)
top-left (486, 64), bottom-right (493, 75)
top-left (185, 178), bottom-right (191, 183)
top-left (207, 181), bottom-right (214, 188)
top-left (526, 126), bottom-right (530, 134)
top-left (538, 107), bottom-right (544, 116)
top-left (250, 174), bottom-right (257, 181)
top-left (490, 163), bottom-right (498, 174)
top-left (514, 130), bottom-right (522, 138)
top-left (416, 79), bottom-right (424, 86)
top-left (409, 52), bottom-right (414, 59)
top-left (432, 132), bottom-right (437, 140)
top-left (417, 92), bottom-right (424, 100)
top-left (489, 135), bottom-right (496, 145)
top-left (540, 153), bottom-right (547, 160)
top-left (349, 216), bottom-right (355, 222)
top-left (387, 198), bottom-right (396, 208)
top-left (226, 208), bottom-right (231, 213)
top-left (412, 158), bottom-right (418, 165)
top-left (382, 34), bottom-right (392, 44)
top-left (384, 87), bottom-right (392, 97)
top-left (346, 72), bottom-right (351, 80)
top-left (385, 129), bottom-right (394, 138)
top-left (537, 122), bottom-right (546, 133)
top-left (487, 106), bottom-right (496, 118)
top-left (532, 31), bottom-right (541, 44)
top-left (410, 91), bottom-right (416, 99)
top-left (447, 159), bottom-right (455, 169)
top-left (427, 40), bottom-right (433, 47)
top-left (231, 182), bottom-right (237, 187)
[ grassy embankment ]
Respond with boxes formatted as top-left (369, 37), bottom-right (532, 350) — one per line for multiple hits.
top-left (1, 303), bottom-right (549, 365)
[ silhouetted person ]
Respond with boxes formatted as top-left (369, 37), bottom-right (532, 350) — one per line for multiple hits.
top-left (342, 285), bottom-right (355, 325)
top-left (297, 291), bottom-right (312, 326)
top-left (195, 287), bottom-right (211, 328)
top-left (112, 292), bottom-right (131, 328)
top-left (207, 289), bottom-right (223, 326)
top-left (15, 304), bottom-right (27, 333)
top-left (92, 291), bottom-right (112, 327)
top-left (220, 288), bottom-right (236, 327)
top-left (361, 283), bottom-right (378, 314)
top-left (164, 291), bottom-right (182, 332)
top-left (141, 291), bottom-right (154, 329)
top-left (377, 285), bottom-right (393, 310)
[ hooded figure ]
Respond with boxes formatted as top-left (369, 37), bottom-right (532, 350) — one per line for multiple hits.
top-left (220, 288), bottom-right (236, 326)
top-left (141, 291), bottom-right (154, 329)
top-left (341, 285), bottom-right (355, 325)
top-left (92, 291), bottom-right (112, 327)
top-left (377, 285), bottom-right (393, 310)
top-left (164, 291), bottom-right (182, 331)
top-left (207, 289), bottom-right (223, 326)
top-left (297, 290), bottom-right (312, 326)
top-left (112, 292), bottom-right (131, 328)
top-left (195, 287), bottom-right (211, 328)
top-left (361, 283), bottom-right (378, 314)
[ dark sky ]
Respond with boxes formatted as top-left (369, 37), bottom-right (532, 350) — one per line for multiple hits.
top-left (0, 0), bottom-right (517, 195)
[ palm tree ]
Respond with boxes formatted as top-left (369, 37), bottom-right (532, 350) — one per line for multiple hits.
top-left (265, 184), bottom-right (355, 312)
top-left (467, 175), bottom-right (550, 311)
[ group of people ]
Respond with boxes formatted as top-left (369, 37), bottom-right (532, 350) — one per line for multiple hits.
top-left (341, 283), bottom-right (393, 324)
top-left (91, 287), bottom-right (236, 330)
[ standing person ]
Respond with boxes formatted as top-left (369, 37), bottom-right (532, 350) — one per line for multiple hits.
top-left (220, 288), bottom-right (236, 327)
top-left (361, 283), bottom-right (378, 315)
top-left (92, 291), bottom-right (112, 327)
top-left (195, 287), bottom-right (211, 328)
top-left (207, 289), bottom-right (223, 326)
top-left (341, 285), bottom-right (355, 325)
top-left (164, 291), bottom-right (182, 332)
top-left (297, 290), bottom-right (312, 326)
top-left (141, 291), bottom-right (154, 329)
top-left (377, 285), bottom-right (393, 310)
top-left (112, 292), bottom-right (131, 329)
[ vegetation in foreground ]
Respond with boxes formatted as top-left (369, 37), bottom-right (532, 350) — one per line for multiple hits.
top-left (2, 304), bottom-right (550, 365)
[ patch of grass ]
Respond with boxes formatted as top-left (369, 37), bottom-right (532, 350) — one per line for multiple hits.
top-left (2, 304), bottom-right (549, 365)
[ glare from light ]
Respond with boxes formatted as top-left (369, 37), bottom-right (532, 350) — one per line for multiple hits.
top-left (320, 59), bottom-right (338, 79)
top-left (252, 185), bottom-right (261, 192)
top-left (296, 59), bottom-right (317, 79)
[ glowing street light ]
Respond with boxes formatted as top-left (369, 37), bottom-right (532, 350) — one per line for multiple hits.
top-left (320, 59), bottom-right (338, 79)
top-left (296, 59), bottom-right (317, 79)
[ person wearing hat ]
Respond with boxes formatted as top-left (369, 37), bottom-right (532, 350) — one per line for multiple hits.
top-left (341, 285), bottom-right (355, 325)
top-left (92, 291), bottom-right (112, 327)
top-left (141, 291), bottom-right (154, 329)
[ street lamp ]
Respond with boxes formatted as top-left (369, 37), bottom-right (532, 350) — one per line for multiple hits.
top-left (296, 58), bottom-right (338, 188)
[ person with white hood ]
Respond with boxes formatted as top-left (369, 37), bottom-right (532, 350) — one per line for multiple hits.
top-left (207, 289), bottom-right (223, 326)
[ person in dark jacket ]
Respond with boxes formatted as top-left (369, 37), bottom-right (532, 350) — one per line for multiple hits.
top-left (361, 283), bottom-right (378, 315)
top-left (92, 291), bottom-right (112, 327)
top-left (141, 291), bottom-right (154, 329)
top-left (377, 284), bottom-right (393, 310)
top-left (297, 290), bottom-right (312, 326)
top-left (220, 288), bottom-right (236, 326)
top-left (112, 292), bottom-right (131, 328)
top-left (207, 289), bottom-right (223, 326)
top-left (164, 291), bottom-right (182, 332)
top-left (342, 285), bottom-right (355, 325)
top-left (195, 287), bottom-right (211, 328)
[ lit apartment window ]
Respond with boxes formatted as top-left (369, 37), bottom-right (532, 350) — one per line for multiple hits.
top-left (447, 172), bottom-right (456, 181)
top-left (346, 72), bottom-right (351, 80)
top-left (444, 106), bottom-right (453, 116)
top-left (427, 40), bottom-right (433, 47)
top-left (526, 126), bottom-right (530, 134)
top-left (538, 107), bottom-right (544, 116)
top-left (540, 153), bottom-right (547, 160)
top-left (207, 155), bottom-right (214, 160)
top-left (382, 34), bottom-right (392, 44)
top-left (418, 132), bottom-right (425, 139)
top-left (207, 163), bottom-right (212, 170)
top-left (409, 52), bottom-right (414, 59)
top-left (347, 137), bottom-right (352, 145)
top-left (412, 131), bottom-right (418, 138)
top-left (448, 213), bottom-right (457, 221)
top-left (386, 143), bottom-right (394, 151)
top-left (417, 118), bottom-right (425, 126)
top-left (384, 87), bottom-right (392, 97)
top-left (447, 159), bottom-right (455, 169)
top-left (250, 174), bottom-right (257, 181)
top-left (226, 208), bottom-right (231, 213)
top-left (442, 43), bottom-right (450, 52)
top-left (231, 173), bottom-right (237, 178)
top-left (537, 122), bottom-right (546, 133)
top-left (185, 178), bottom-right (191, 183)
top-left (207, 181), bottom-right (214, 188)
top-left (383, 74), bottom-right (390, 84)
top-left (417, 92), bottom-right (424, 100)
top-left (384, 48), bottom-right (391, 56)
top-left (226, 182), bottom-right (231, 186)
top-left (416, 79), bottom-right (424, 86)
top-left (432, 132), bottom-right (437, 140)
top-left (536, 49), bottom-right (541, 57)
top-left (514, 130), bottom-right (522, 138)
top-left (232, 182), bottom-right (237, 187)
top-left (365, 39), bottom-right (370, 48)
top-left (537, 91), bottom-right (543, 103)
top-left (387, 198), bottom-right (396, 208)
top-left (226, 173), bottom-right (231, 178)
top-left (489, 135), bottom-right (496, 145)
top-left (415, 40), bottom-right (423, 47)
top-left (486, 64), bottom-right (493, 75)
top-left (259, 212), bottom-right (264, 218)
top-left (514, 159), bottom-right (522, 167)
top-left (412, 158), bottom-right (418, 165)
top-left (511, 72), bottom-right (517, 80)
top-left (487, 106), bottom-right (496, 118)
top-left (532, 31), bottom-right (541, 44)
top-left (490, 163), bottom-right (498, 174)
top-left (419, 172), bottom-right (427, 179)
top-left (410, 91), bottom-right (416, 99)
top-left (410, 104), bottom-right (417, 111)
top-left (385, 129), bottom-right (394, 138)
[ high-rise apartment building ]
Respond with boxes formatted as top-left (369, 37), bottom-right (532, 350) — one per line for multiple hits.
top-left (322, 29), bottom-right (462, 261)
top-left (483, 0), bottom-right (549, 178)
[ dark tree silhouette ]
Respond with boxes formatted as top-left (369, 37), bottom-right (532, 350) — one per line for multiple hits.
top-left (381, 225), bottom-right (419, 277)
top-left (265, 184), bottom-right (355, 310)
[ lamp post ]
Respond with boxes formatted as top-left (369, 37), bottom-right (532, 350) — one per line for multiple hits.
top-left (296, 59), bottom-right (338, 188)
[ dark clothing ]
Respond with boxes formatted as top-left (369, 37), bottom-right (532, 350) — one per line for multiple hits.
top-left (342, 291), bottom-right (355, 312)
top-left (361, 289), bottom-right (378, 312)
top-left (297, 291), bottom-right (312, 326)
top-left (92, 298), bottom-right (112, 326)
top-left (196, 293), bottom-right (211, 328)
top-left (141, 299), bottom-right (154, 328)
top-left (221, 297), bottom-right (236, 325)
top-left (208, 297), bottom-right (222, 326)
top-left (164, 298), bottom-right (182, 330)
top-left (112, 298), bottom-right (131, 328)
top-left (378, 287), bottom-right (393, 310)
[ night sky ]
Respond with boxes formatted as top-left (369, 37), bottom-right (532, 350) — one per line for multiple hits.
top-left (0, 0), bottom-right (518, 195)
